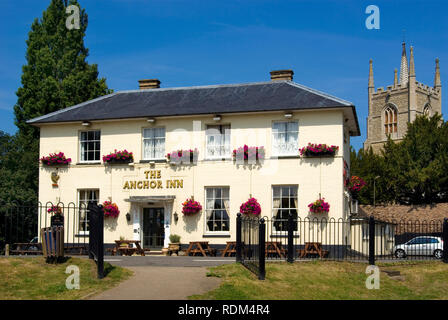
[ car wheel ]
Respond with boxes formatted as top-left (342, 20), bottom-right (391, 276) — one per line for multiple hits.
top-left (395, 249), bottom-right (406, 259)
top-left (434, 249), bottom-right (443, 259)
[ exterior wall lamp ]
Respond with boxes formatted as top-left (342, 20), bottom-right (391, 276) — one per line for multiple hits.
top-left (173, 212), bottom-right (179, 223)
top-left (126, 212), bottom-right (131, 221)
top-left (147, 118), bottom-right (156, 123)
top-left (82, 121), bottom-right (91, 126)
top-left (213, 115), bottom-right (221, 121)
top-left (284, 113), bottom-right (293, 119)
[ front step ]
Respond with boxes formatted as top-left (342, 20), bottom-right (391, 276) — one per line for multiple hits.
top-left (147, 250), bottom-right (163, 255)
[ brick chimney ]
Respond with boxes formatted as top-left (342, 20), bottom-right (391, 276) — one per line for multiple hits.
top-left (138, 79), bottom-right (161, 89)
top-left (270, 69), bottom-right (294, 81)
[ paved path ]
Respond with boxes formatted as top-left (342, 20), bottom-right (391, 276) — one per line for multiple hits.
top-left (91, 256), bottom-right (234, 300)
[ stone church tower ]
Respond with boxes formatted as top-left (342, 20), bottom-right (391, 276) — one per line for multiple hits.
top-left (363, 43), bottom-right (442, 153)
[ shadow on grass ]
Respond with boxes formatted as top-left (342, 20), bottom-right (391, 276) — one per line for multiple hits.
top-left (103, 262), bottom-right (116, 277)
top-left (45, 256), bottom-right (71, 264)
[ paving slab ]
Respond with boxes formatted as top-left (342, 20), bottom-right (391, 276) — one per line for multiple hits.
top-left (91, 266), bottom-right (222, 300)
top-left (91, 256), bottom-right (234, 300)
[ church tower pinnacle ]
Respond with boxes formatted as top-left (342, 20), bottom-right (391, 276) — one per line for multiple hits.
top-left (399, 42), bottom-right (409, 85)
top-left (435, 58), bottom-right (441, 88)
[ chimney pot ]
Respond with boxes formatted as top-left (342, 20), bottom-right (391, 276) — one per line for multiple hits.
top-left (270, 69), bottom-right (294, 81)
top-left (139, 79), bottom-right (161, 89)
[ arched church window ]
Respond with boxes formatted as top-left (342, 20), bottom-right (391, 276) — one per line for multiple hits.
top-left (384, 105), bottom-right (397, 134)
top-left (423, 104), bottom-right (431, 117)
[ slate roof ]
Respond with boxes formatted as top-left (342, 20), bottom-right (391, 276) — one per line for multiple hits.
top-left (27, 80), bottom-right (360, 135)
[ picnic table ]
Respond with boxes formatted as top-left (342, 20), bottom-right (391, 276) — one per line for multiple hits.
top-left (221, 241), bottom-right (237, 257)
top-left (112, 240), bottom-right (145, 256)
top-left (10, 242), bottom-right (42, 255)
top-left (297, 242), bottom-right (329, 258)
top-left (186, 241), bottom-right (217, 257)
top-left (265, 241), bottom-right (286, 258)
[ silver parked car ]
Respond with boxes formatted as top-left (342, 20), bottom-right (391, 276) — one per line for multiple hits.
top-left (394, 236), bottom-right (443, 259)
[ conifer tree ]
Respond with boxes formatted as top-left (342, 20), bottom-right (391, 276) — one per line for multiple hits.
top-left (14, 0), bottom-right (111, 140)
top-left (5, 0), bottom-right (111, 204)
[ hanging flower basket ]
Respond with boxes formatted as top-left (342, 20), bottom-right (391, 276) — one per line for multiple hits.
top-left (47, 205), bottom-right (63, 215)
top-left (300, 143), bottom-right (339, 157)
top-left (349, 176), bottom-right (366, 199)
top-left (166, 149), bottom-right (199, 165)
top-left (103, 149), bottom-right (133, 164)
top-left (103, 201), bottom-right (120, 218)
top-left (240, 198), bottom-right (261, 216)
top-left (182, 198), bottom-right (202, 215)
top-left (40, 152), bottom-right (72, 166)
top-left (308, 198), bottom-right (330, 214)
top-left (232, 145), bottom-right (265, 162)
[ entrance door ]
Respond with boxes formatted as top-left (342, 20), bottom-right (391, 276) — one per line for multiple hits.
top-left (142, 208), bottom-right (165, 250)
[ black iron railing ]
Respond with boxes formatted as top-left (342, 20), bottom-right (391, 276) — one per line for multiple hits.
top-left (237, 213), bottom-right (448, 279)
top-left (1, 201), bottom-right (93, 255)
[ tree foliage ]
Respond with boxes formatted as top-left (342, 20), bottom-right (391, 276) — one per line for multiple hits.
top-left (351, 114), bottom-right (448, 205)
top-left (1, 0), bottom-right (111, 204)
top-left (14, 0), bottom-right (111, 140)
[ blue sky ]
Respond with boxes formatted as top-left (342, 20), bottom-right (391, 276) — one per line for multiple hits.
top-left (0, 0), bottom-right (447, 150)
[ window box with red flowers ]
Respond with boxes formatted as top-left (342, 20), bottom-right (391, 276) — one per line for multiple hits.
top-left (299, 143), bottom-right (339, 157)
top-left (103, 150), bottom-right (134, 164)
top-left (308, 198), bottom-right (330, 214)
top-left (166, 149), bottom-right (199, 165)
top-left (240, 198), bottom-right (261, 216)
top-left (103, 201), bottom-right (120, 218)
top-left (232, 145), bottom-right (265, 163)
top-left (182, 198), bottom-right (202, 215)
top-left (40, 152), bottom-right (72, 166)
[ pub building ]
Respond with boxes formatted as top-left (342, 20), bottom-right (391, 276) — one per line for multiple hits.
top-left (29, 70), bottom-right (360, 252)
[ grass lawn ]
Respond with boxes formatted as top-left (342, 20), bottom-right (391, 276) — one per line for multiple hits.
top-left (0, 257), bottom-right (133, 300)
top-left (191, 261), bottom-right (448, 300)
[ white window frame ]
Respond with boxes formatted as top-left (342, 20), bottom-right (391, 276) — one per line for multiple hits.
top-left (204, 187), bottom-right (230, 235)
top-left (271, 185), bottom-right (298, 234)
top-left (79, 130), bottom-right (101, 163)
top-left (142, 127), bottom-right (166, 160)
top-left (271, 121), bottom-right (299, 157)
top-left (77, 189), bottom-right (99, 235)
top-left (205, 124), bottom-right (231, 159)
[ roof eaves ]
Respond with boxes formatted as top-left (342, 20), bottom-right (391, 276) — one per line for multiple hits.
top-left (26, 92), bottom-right (118, 124)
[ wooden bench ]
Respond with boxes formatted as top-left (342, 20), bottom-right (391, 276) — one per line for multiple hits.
top-left (297, 242), bottom-right (329, 258)
top-left (265, 241), bottom-right (286, 258)
top-left (10, 243), bottom-right (42, 255)
top-left (186, 241), bottom-right (217, 257)
top-left (64, 245), bottom-right (88, 255)
top-left (221, 241), bottom-right (237, 257)
top-left (112, 240), bottom-right (146, 256)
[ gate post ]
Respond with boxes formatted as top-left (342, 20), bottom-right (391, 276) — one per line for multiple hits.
top-left (368, 216), bottom-right (375, 265)
top-left (236, 213), bottom-right (242, 263)
top-left (258, 218), bottom-right (266, 280)
top-left (97, 204), bottom-right (104, 279)
top-left (443, 219), bottom-right (448, 263)
top-left (287, 213), bottom-right (294, 263)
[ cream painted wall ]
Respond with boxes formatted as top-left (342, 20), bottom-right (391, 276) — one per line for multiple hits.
top-left (38, 110), bottom-right (349, 245)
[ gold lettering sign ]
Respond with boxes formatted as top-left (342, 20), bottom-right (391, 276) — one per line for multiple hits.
top-left (123, 170), bottom-right (183, 190)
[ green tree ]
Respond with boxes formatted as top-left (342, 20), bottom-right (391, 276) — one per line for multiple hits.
top-left (351, 114), bottom-right (448, 205)
top-left (382, 114), bottom-right (448, 204)
top-left (14, 0), bottom-right (111, 140)
top-left (350, 146), bottom-right (389, 205)
top-left (5, 0), bottom-right (111, 204)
